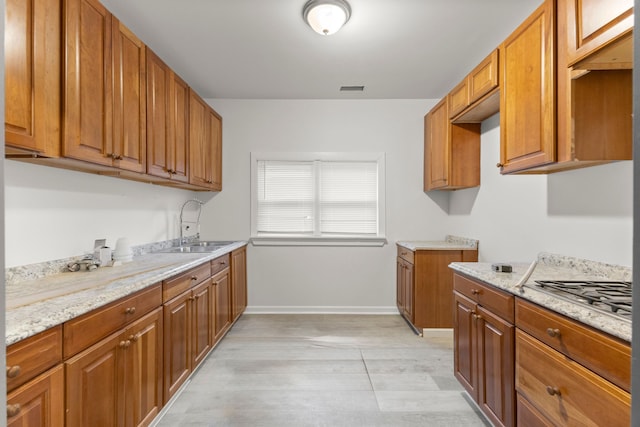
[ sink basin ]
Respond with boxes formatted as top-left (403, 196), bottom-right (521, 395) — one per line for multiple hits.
top-left (160, 241), bottom-right (234, 253)
top-left (188, 241), bottom-right (234, 247)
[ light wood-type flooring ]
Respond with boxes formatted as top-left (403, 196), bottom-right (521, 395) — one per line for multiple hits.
top-left (154, 314), bottom-right (489, 426)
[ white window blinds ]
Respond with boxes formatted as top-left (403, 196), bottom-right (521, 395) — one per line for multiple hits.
top-left (253, 154), bottom-right (384, 242)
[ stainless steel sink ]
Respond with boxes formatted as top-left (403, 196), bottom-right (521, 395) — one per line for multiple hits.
top-left (188, 241), bottom-right (234, 247)
top-left (160, 241), bottom-right (233, 253)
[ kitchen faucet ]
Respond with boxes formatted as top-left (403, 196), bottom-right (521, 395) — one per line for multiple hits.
top-left (179, 199), bottom-right (205, 245)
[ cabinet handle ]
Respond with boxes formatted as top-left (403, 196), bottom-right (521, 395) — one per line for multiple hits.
top-left (545, 385), bottom-right (561, 396)
top-left (125, 307), bottom-right (136, 315)
top-left (191, 276), bottom-right (198, 281)
top-left (221, 261), bottom-right (227, 265)
top-left (546, 328), bottom-right (561, 338)
top-left (119, 340), bottom-right (131, 349)
top-left (7, 404), bottom-right (21, 418)
top-left (189, 296), bottom-right (195, 301)
top-left (6, 365), bottom-right (21, 379)
top-left (496, 163), bottom-right (503, 168)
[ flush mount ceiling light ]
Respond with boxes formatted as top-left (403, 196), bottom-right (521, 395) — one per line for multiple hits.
top-left (303, 0), bottom-right (351, 36)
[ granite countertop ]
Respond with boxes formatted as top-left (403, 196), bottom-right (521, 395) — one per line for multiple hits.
top-left (398, 235), bottom-right (479, 251)
top-left (449, 253), bottom-right (632, 342)
top-left (5, 241), bottom-right (247, 346)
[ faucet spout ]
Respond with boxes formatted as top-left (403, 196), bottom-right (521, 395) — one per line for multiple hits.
top-left (179, 199), bottom-right (205, 245)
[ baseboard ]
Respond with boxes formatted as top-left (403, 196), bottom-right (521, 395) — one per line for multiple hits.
top-left (244, 306), bottom-right (399, 315)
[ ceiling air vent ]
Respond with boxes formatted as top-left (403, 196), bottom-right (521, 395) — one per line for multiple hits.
top-left (340, 85), bottom-right (365, 92)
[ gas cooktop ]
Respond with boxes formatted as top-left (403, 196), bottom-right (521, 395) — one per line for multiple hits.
top-left (531, 280), bottom-right (632, 321)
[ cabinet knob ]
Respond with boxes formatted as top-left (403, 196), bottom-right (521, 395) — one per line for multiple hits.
top-left (125, 307), bottom-right (136, 315)
top-left (119, 340), bottom-right (131, 349)
top-left (546, 328), bottom-right (560, 338)
top-left (545, 385), bottom-right (561, 396)
top-left (496, 163), bottom-right (503, 168)
top-left (6, 365), bottom-right (21, 379)
top-left (471, 289), bottom-right (480, 295)
top-left (191, 276), bottom-right (198, 281)
top-left (7, 404), bottom-right (21, 418)
top-left (128, 334), bottom-right (139, 342)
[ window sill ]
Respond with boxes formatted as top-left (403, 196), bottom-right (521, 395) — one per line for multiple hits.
top-left (250, 236), bottom-right (387, 247)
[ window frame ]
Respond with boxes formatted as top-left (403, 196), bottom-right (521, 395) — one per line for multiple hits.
top-left (250, 152), bottom-right (387, 247)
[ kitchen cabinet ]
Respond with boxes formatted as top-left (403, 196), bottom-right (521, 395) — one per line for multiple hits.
top-left (63, 0), bottom-right (146, 173)
top-left (189, 90), bottom-right (223, 191)
top-left (212, 258), bottom-right (232, 343)
top-left (561, 0), bottom-right (633, 69)
top-left (146, 49), bottom-right (190, 183)
top-left (65, 307), bottom-right (163, 427)
top-left (453, 273), bottom-right (515, 427)
top-left (515, 298), bottom-right (630, 426)
top-left (231, 245), bottom-right (248, 322)
top-left (423, 98), bottom-right (480, 191)
top-left (162, 262), bottom-right (213, 402)
top-left (449, 49), bottom-right (500, 122)
top-left (398, 245), bottom-right (478, 331)
top-left (4, 0), bottom-right (61, 156)
top-left (6, 326), bottom-right (64, 426)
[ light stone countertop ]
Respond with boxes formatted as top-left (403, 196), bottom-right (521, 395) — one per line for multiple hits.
top-left (6, 241), bottom-right (247, 346)
top-left (449, 253), bottom-right (632, 342)
top-left (397, 235), bottom-right (479, 251)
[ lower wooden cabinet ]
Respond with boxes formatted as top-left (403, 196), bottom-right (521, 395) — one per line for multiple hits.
top-left (212, 266), bottom-right (231, 343)
top-left (231, 246), bottom-right (247, 322)
top-left (7, 365), bottom-right (64, 427)
top-left (453, 273), bottom-right (515, 427)
top-left (65, 307), bottom-right (163, 427)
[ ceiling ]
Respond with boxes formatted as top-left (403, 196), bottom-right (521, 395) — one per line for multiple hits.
top-left (100, 0), bottom-right (542, 100)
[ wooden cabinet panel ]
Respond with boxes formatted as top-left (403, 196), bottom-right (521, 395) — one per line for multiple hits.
top-left (516, 298), bottom-right (630, 392)
top-left (192, 279), bottom-right (213, 367)
top-left (5, 0), bottom-right (60, 155)
top-left (110, 18), bottom-right (146, 173)
top-left (163, 263), bottom-right (211, 302)
top-left (7, 326), bottom-right (62, 392)
top-left (7, 365), bottom-right (64, 427)
top-left (468, 49), bottom-right (499, 104)
top-left (163, 290), bottom-right (191, 403)
top-left (146, 49), bottom-right (189, 182)
top-left (64, 283), bottom-right (162, 358)
top-left (448, 80), bottom-right (469, 118)
top-left (517, 393), bottom-right (555, 427)
top-left (231, 246), bottom-right (248, 321)
top-left (499, 0), bottom-right (555, 174)
top-left (453, 291), bottom-right (477, 398)
top-left (397, 246), bottom-right (414, 264)
top-left (562, 0), bottom-right (633, 67)
top-left (63, 0), bottom-right (113, 165)
top-left (453, 273), bottom-right (514, 323)
top-left (212, 267), bottom-right (231, 342)
top-left (424, 99), bottom-right (448, 190)
top-left (515, 329), bottom-right (630, 426)
top-left (189, 90), bottom-right (223, 190)
top-left (211, 254), bottom-right (230, 276)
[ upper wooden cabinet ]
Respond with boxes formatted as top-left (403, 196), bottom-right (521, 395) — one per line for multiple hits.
top-left (146, 49), bottom-right (190, 183)
top-left (499, 0), bottom-right (556, 174)
top-left (189, 90), bottom-right (222, 191)
top-left (424, 98), bottom-right (480, 191)
top-left (5, 0), bottom-right (61, 156)
top-left (561, 0), bottom-right (633, 68)
top-left (64, 0), bottom-right (146, 173)
top-left (449, 49), bottom-right (500, 122)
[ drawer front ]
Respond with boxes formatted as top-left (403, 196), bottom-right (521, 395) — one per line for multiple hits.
top-left (515, 298), bottom-right (630, 392)
top-left (515, 329), bottom-right (630, 427)
top-left (469, 49), bottom-right (499, 104)
top-left (453, 273), bottom-right (514, 323)
top-left (396, 246), bottom-right (414, 264)
top-left (64, 283), bottom-right (162, 358)
top-left (7, 326), bottom-right (62, 392)
top-left (211, 254), bottom-right (230, 276)
top-left (163, 262), bottom-right (212, 302)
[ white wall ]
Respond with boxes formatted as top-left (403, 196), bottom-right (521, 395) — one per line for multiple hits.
top-left (201, 99), bottom-right (633, 312)
top-left (4, 161), bottom-right (200, 267)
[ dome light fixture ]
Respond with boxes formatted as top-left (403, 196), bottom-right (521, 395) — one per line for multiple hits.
top-left (303, 0), bottom-right (351, 36)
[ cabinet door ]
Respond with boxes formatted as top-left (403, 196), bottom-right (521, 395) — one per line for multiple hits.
top-left (402, 260), bottom-right (414, 322)
top-left (125, 308), bottom-right (163, 427)
top-left (208, 107), bottom-right (223, 190)
top-left (65, 330), bottom-right (124, 427)
top-left (231, 247), bottom-right (247, 321)
top-left (111, 18), bottom-right (146, 173)
top-left (424, 98), bottom-right (449, 190)
top-left (7, 365), bottom-right (64, 427)
top-left (212, 268), bottom-right (231, 342)
top-left (476, 306), bottom-right (515, 427)
top-left (453, 291), bottom-right (478, 400)
top-left (63, 0), bottom-right (113, 166)
top-left (163, 291), bottom-right (191, 403)
top-left (189, 90), bottom-right (213, 189)
top-left (563, 0), bottom-right (633, 66)
top-left (169, 73), bottom-right (190, 182)
top-left (5, 0), bottom-right (60, 154)
top-left (499, 0), bottom-right (555, 174)
top-left (192, 279), bottom-right (213, 367)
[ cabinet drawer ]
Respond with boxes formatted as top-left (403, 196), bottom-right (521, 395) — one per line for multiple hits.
top-left (211, 254), bottom-right (230, 275)
top-left (453, 273), bottom-right (514, 323)
top-left (515, 329), bottom-right (630, 426)
top-left (163, 262), bottom-right (212, 302)
top-left (515, 298), bottom-right (630, 392)
top-left (397, 246), bottom-right (414, 264)
top-left (64, 283), bottom-right (162, 358)
top-left (7, 326), bottom-right (62, 392)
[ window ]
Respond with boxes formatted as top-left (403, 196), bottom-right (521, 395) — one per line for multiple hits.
top-left (250, 152), bottom-right (386, 246)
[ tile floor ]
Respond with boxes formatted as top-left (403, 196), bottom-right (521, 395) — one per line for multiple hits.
top-left (154, 314), bottom-right (490, 427)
